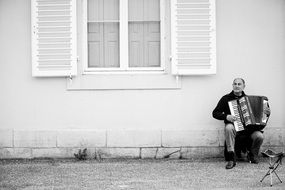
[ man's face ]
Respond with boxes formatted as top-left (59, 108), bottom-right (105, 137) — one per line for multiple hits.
top-left (232, 79), bottom-right (245, 94)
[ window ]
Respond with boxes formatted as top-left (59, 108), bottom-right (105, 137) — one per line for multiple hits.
top-left (83, 0), bottom-right (165, 73)
top-left (31, 0), bottom-right (216, 88)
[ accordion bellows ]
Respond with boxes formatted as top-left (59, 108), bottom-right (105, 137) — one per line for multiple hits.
top-left (228, 96), bottom-right (270, 132)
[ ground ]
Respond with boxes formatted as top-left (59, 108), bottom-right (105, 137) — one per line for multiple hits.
top-left (0, 157), bottom-right (284, 190)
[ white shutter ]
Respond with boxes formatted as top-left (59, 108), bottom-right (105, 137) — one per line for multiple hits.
top-left (31, 0), bottom-right (77, 77)
top-left (171, 0), bottom-right (216, 75)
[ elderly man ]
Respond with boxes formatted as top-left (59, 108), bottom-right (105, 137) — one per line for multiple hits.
top-left (212, 78), bottom-right (270, 169)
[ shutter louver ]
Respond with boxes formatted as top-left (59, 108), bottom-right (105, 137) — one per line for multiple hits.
top-left (171, 0), bottom-right (216, 75)
top-left (31, 0), bottom-right (77, 77)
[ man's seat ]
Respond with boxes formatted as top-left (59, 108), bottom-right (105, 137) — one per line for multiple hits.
top-left (260, 149), bottom-right (284, 186)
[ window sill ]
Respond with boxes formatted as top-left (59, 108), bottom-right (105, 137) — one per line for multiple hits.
top-left (66, 73), bottom-right (181, 90)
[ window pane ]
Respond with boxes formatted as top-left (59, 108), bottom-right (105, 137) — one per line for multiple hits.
top-left (128, 0), bottom-right (161, 68)
top-left (88, 23), bottom-right (119, 68)
top-left (88, 0), bottom-right (120, 68)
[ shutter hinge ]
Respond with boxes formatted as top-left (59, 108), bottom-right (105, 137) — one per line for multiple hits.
top-left (69, 75), bottom-right (73, 84)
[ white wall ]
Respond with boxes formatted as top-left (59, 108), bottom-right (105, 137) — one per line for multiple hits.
top-left (0, 0), bottom-right (284, 134)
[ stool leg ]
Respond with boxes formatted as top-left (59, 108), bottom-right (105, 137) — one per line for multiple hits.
top-left (272, 161), bottom-right (283, 183)
top-left (269, 157), bottom-right (273, 186)
top-left (270, 169), bottom-right (273, 186)
top-left (260, 169), bottom-right (270, 182)
top-left (273, 170), bottom-right (282, 183)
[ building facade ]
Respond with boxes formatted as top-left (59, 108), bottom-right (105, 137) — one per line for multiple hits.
top-left (0, 0), bottom-right (284, 159)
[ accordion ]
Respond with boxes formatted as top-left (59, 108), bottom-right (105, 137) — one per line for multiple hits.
top-left (228, 96), bottom-right (270, 132)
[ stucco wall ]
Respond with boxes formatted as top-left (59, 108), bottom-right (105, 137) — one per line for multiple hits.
top-left (0, 0), bottom-right (284, 158)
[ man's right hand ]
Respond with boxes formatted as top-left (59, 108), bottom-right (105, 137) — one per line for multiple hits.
top-left (226, 115), bottom-right (237, 123)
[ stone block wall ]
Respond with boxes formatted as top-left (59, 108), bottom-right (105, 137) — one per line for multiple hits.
top-left (0, 128), bottom-right (284, 159)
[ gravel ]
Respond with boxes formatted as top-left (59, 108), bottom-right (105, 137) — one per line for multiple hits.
top-left (0, 157), bottom-right (284, 190)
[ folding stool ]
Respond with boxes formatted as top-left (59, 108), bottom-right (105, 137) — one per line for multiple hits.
top-left (260, 149), bottom-right (284, 186)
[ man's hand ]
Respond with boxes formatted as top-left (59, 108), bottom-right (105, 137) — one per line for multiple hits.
top-left (226, 115), bottom-right (237, 123)
top-left (264, 106), bottom-right (271, 115)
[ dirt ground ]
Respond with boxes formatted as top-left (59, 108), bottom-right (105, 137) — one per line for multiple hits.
top-left (0, 157), bottom-right (285, 190)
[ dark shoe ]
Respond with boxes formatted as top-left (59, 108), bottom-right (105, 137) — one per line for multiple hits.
top-left (225, 161), bottom-right (236, 169)
top-left (251, 158), bottom-right (259, 164)
top-left (225, 151), bottom-right (236, 169)
top-left (249, 156), bottom-right (259, 164)
top-left (247, 152), bottom-right (259, 164)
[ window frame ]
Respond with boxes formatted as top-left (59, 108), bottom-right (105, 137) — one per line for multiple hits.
top-left (67, 0), bottom-right (181, 90)
top-left (81, 0), bottom-right (166, 74)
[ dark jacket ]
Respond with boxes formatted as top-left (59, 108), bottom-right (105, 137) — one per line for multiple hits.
top-left (212, 91), bottom-right (246, 124)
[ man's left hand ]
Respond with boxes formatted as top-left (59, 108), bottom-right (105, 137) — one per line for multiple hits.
top-left (264, 106), bottom-right (271, 115)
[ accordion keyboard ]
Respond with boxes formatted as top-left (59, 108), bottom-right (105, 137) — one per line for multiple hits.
top-left (228, 100), bottom-right (244, 131)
